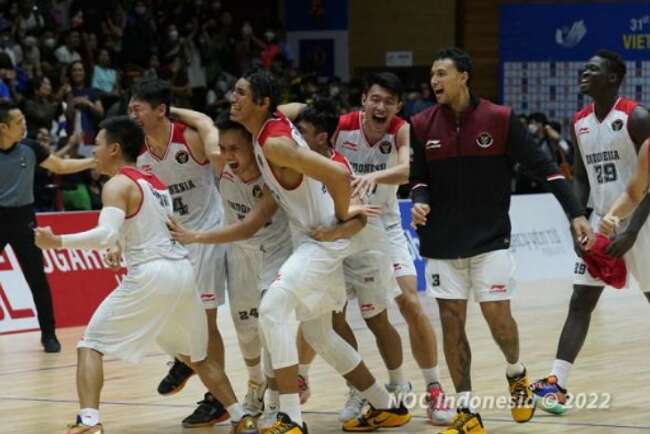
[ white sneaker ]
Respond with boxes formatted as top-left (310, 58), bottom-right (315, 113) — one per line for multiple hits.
top-left (386, 382), bottom-right (413, 405)
top-left (243, 380), bottom-right (267, 417)
top-left (257, 404), bottom-right (278, 431)
top-left (426, 382), bottom-right (454, 426)
top-left (338, 387), bottom-right (367, 422)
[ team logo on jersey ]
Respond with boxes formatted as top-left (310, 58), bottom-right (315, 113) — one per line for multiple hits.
top-left (342, 141), bottom-right (357, 151)
top-left (140, 163), bottom-right (153, 173)
top-left (476, 132), bottom-right (494, 148)
top-left (577, 126), bottom-right (590, 135)
top-left (252, 184), bottom-right (263, 199)
top-left (611, 119), bottom-right (624, 131)
top-left (379, 141), bottom-right (392, 154)
top-left (175, 150), bottom-right (189, 164)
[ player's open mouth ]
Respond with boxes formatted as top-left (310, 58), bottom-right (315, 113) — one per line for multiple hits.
top-left (434, 88), bottom-right (444, 97)
top-left (372, 114), bottom-right (387, 124)
top-left (228, 162), bottom-right (239, 170)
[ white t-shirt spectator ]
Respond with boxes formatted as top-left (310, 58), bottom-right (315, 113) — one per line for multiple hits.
top-left (54, 45), bottom-right (81, 64)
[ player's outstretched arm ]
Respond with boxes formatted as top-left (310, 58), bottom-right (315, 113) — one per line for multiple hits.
top-left (40, 153), bottom-right (96, 174)
top-left (264, 136), bottom-right (352, 222)
top-left (34, 176), bottom-right (133, 250)
top-left (278, 102), bottom-right (307, 121)
top-left (169, 187), bottom-right (279, 244)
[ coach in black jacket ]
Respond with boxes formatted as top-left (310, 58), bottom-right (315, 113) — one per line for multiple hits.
top-left (408, 48), bottom-right (594, 431)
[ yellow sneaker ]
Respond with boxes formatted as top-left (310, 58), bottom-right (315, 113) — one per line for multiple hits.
top-left (342, 403), bottom-right (411, 432)
top-left (62, 417), bottom-right (103, 434)
top-left (507, 369), bottom-right (535, 423)
top-left (262, 412), bottom-right (307, 434)
top-left (231, 415), bottom-right (259, 433)
top-left (438, 409), bottom-right (486, 434)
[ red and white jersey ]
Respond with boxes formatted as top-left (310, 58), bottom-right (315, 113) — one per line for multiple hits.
top-left (137, 121), bottom-right (222, 231)
top-left (118, 167), bottom-right (187, 267)
top-left (334, 111), bottom-right (406, 224)
top-left (219, 165), bottom-right (290, 251)
top-left (574, 98), bottom-right (639, 215)
top-left (253, 113), bottom-right (337, 236)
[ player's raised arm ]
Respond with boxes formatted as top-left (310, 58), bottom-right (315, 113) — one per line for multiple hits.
top-left (171, 106), bottom-right (225, 174)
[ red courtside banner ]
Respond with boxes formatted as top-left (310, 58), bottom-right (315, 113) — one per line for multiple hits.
top-left (0, 211), bottom-right (126, 335)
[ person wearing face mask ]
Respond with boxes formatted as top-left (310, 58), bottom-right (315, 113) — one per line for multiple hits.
top-left (409, 48), bottom-right (595, 434)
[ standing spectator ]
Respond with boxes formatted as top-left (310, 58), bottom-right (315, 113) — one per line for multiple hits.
top-left (91, 48), bottom-right (118, 94)
top-left (49, 0), bottom-right (74, 32)
top-left (20, 34), bottom-right (42, 78)
top-left (235, 21), bottom-right (265, 75)
top-left (54, 29), bottom-right (81, 64)
top-left (0, 101), bottom-right (95, 352)
top-left (22, 75), bottom-right (62, 133)
top-left (0, 52), bottom-right (14, 101)
top-left (18, 0), bottom-right (45, 34)
top-left (64, 61), bottom-right (104, 154)
top-left (120, 1), bottom-right (154, 68)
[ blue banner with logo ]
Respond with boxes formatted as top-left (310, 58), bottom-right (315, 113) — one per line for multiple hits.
top-left (501, 2), bottom-right (650, 61)
top-left (398, 199), bottom-right (426, 292)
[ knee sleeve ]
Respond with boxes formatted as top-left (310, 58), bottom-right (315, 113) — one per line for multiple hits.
top-left (258, 286), bottom-right (299, 370)
top-left (301, 315), bottom-right (361, 375)
top-left (236, 328), bottom-right (261, 361)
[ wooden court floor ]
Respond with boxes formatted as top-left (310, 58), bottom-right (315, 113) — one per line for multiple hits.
top-left (2, 278), bottom-right (650, 433)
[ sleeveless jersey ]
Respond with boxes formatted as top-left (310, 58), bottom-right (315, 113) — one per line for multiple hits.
top-left (219, 165), bottom-right (290, 250)
top-left (574, 98), bottom-right (639, 215)
top-left (334, 111), bottom-right (406, 223)
top-left (118, 167), bottom-right (187, 267)
top-left (253, 113), bottom-right (337, 236)
top-left (137, 121), bottom-right (222, 231)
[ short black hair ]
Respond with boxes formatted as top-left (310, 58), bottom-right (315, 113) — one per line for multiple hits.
top-left (130, 78), bottom-right (173, 115)
top-left (296, 97), bottom-right (339, 140)
top-left (528, 112), bottom-right (548, 125)
top-left (433, 47), bottom-right (474, 85)
top-left (0, 100), bottom-right (18, 124)
top-left (215, 111), bottom-right (252, 142)
top-left (99, 116), bottom-right (145, 163)
top-left (363, 72), bottom-right (403, 100)
top-left (595, 49), bottom-right (627, 86)
top-left (242, 70), bottom-right (281, 113)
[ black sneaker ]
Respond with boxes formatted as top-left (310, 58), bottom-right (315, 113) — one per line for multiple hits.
top-left (41, 334), bottom-right (61, 353)
top-left (182, 392), bottom-right (229, 428)
top-left (157, 358), bottom-right (194, 395)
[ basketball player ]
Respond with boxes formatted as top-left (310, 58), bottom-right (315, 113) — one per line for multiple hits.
top-left (531, 50), bottom-right (650, 415)
top-left (128, 79), bottom-right (229, 427)
top-left (168, 106), bottom-right (293, 418)
top-left (231, 70), bottom-right (411, 433)
top-left (332, 72), bottom-right (452, 424)
top-left (33, 116), bottom-right (257, 434)
top-left (410, 48), bottom-right (593, 434)
top-left (294, 98), bottom-right (416, 423)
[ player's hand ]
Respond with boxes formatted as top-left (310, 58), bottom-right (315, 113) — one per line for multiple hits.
top-left (599, 214), bottom-right (620, 237)
top-left (606, 230), bottom-right (636, 258)
top-left (351, 174), bottom-right (377, 200)
top-left (571, 215), bottom-right (595, 252)
top-left (309, 225), bottom-right (339, 242)
top-left (103, 246), bottom-right (123, 270)
top-left (167, 217), bottom-right (198, 244)
top-left (34, 226), bottom-right (61, 249)
top-left (411, 203), bottom-right (430, 228)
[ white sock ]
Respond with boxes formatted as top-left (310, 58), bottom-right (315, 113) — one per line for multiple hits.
top-left (421, 366), bottom-right (440, 386)
top-left (79, 408), bottom-right (100, 426)
top-left (298, 363), bottom-right (311, 378)
top-left (247, 363), bottom-right (265, 384)
top-left (388, 367), bottom-right (407, 386)
top-left (361, 382), bottom-right (391, 409)
top-left (506, 361), bottom-right (525, 378)
top-left (279, 393), bottom-right (302, 426)
top-left (456, 391), bottom-right (476, 413)
top-left (227, 403), bottom-right (245, 422)
top-left (550, 359), bottom-right (572, 389)
top-left (267, 389), bottom-right (279, 409)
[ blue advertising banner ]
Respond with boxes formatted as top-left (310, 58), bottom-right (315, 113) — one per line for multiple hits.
top-left (398, 199), bottom-right (426, 292)
top-left (285, 0), bottom-right (348, 32)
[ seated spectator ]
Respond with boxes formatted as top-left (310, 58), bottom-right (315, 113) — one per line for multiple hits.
top-left (54, 30), bottom-right (81, 64)
top-left (22, 75), bottom-right (63, 133)
top-left (0, 52), bottom-right (14, 101)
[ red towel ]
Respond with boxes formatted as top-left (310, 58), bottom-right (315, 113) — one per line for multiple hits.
top-left (581, 234), bottom-right (627, 289)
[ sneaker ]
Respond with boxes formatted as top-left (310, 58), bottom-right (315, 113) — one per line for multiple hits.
top-left (338, 387), bottom-right (367, 422)
top-left (157, 358), bottom-right (195, 395)
top-left (342, 403), bottom-right (411, 432)
top-left (244, 380), bottom-right (267, 417)
top-left (62, 416), bottom-right (103, 433)
top-left (182, 392), bottom-right (230, 428)
top-left (438, 408), bottom-right (486, 434)
top-left (231, 414), bottom-right (259, 434)
top-left (297, 375), bottom-right (311, 404)
top-left (385, 382), bottom-right (412, 404)
top-left (426, 382), bottom-right (455, 426)
top-left (530, 375), bottom-right (569, 415)
top-left (262, 412), bottom-right (308, 434)
top-left (42, 334), bottom-right (61, 353)
top-left (258, 405), bottom-right (279, 433)
top-left (507, 369), bottom-right (535, 423)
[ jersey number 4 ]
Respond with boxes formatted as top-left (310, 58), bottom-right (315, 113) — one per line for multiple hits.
top-left (594, 163), bottom-right (617, 184)
top-left (172, 197), bottom-right (189, 216)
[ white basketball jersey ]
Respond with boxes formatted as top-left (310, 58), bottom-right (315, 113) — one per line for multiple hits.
top-left (118, 167), bottom-right (187, 267)
top-left (574, 98), bottom-right (639, 215)
top-left (253, 113), bottom-right (337, 236)
top-left (219, 165), bottom-right (290, 250)
top-left (334, 111), bottom-right (405, 223)
top-left (137, 121), bottom-right (222, 231)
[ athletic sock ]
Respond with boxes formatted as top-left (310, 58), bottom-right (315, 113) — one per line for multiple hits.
top-left (421, 366), bottom-right (440, 386)
top-left (361, 382), bottom-right (392, 409)
top-left (79, 408), bottom-right (100, 426)
top-left (279, 393), bottom-right (302, 426)
top-left (388, 366), bottom-right (407, 386)
top-left (550, 359), bottom-right (572, 389)
top-left (506, 361), bottom-right (525, 378)
top-left (226, 403), bottom-right (245, 422)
